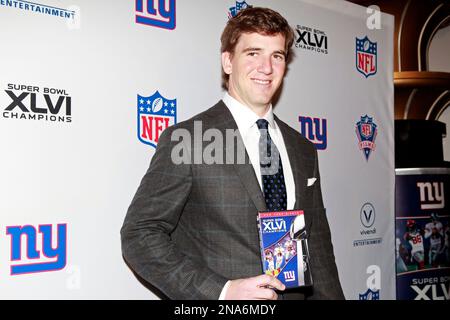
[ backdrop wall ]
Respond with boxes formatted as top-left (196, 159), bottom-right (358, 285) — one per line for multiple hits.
top-left (0, 0), bottom-right (394, 299)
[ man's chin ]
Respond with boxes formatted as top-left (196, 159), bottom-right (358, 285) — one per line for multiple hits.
top-left (254, 98), bottom-right (273, 107)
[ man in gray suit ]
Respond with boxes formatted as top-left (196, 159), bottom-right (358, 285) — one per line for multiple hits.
top-left (121, 7), bottom-right (344, 300)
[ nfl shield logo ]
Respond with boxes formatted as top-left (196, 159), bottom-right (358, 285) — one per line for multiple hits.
top-left (359, 288), bottom-right (380, 300)
top-left (137, 91), bottom-right (177, 148)
top-left (356, 115), bottom-right (377, 161)
top-left (356, 36), bottom-right (377, 78)
top-left (360, 123), bottom-right (372, 138)
top-left (228, 1), bottom-right (252, 18)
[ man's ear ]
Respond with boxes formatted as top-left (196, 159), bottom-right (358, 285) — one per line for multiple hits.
top-left (221, 51), bottom-right (232, 75)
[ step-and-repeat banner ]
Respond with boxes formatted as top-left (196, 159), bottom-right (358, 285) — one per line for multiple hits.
top-left (0, 0), bottom-right (395, 299)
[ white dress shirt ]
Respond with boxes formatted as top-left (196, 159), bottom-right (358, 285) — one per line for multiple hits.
top-left (218, 93), bottom-right (296, 299)
top-left (222, 93), bottom-right (296, 209)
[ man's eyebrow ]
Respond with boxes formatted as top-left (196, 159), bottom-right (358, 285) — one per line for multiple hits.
top-left (242, 47), bottom-right (287, 57)
top-left (242, 47), bottom-right (262, 53)
top-left (274, 50), bottom-right (287, 57)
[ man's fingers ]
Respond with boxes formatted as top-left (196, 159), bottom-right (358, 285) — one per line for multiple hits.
top-left (256, 274), bottom-right (285, 291)
top-left (268, 276), bottom-right (285, 291)
top-left (226, 275), bottom-right (285, 299)
top-left (255, 288), bottom-right (278, 300)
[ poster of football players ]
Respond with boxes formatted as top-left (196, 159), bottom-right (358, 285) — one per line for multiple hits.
top-left (395, 169), bottom-right (450, 300)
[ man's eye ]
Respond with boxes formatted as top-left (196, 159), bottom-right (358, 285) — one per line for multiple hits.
top-left (248, 52), bottom-right (258, 56)
top-left (274, 54), bottom-right (285, 60)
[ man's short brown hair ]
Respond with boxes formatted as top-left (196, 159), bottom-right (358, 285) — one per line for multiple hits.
top-left (220, 7), bottom-right (295, 89)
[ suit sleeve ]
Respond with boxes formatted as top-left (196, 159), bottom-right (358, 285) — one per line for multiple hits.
top-left (307, 148), bottom-right (345, 300)
top-left (120, 128), bottom-right (228, 299)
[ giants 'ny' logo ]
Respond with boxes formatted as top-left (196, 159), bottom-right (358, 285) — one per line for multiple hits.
top-left (417, 182), bottom-right (445, 210)
top-left (135, 0), bottom-right (176, 30)
top-left (284, 270), bottom-right (296, 282)
top-left (298, 116), bottom-right (327, 150)
top-left (6, 224), bottom-right (67, 275)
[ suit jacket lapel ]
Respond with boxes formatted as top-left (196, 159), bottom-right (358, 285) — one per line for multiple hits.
top-left (275, 116), bottom-right (315, 234)
top-left (209, 103), bottom-right (316, 234)
top-left (209, 101), bottom-right (267, 212)
top-left (275, 115), bottom-right (307, 210)
top-left (232, 156), bottom-right (268, 212)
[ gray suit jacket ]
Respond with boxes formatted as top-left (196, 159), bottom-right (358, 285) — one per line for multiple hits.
top-left (121, 101), bottom-right (344, 300)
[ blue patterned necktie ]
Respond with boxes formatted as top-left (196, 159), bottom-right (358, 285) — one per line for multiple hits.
top-left (256, 119), bottom-right (287, 211)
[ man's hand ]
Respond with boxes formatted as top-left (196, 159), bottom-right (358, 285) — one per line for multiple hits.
top-left (225, 274), bottom-right (286, 300)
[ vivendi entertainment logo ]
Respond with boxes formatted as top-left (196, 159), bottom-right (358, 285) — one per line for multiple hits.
top-left (0, 0), bottom-right (75, 20)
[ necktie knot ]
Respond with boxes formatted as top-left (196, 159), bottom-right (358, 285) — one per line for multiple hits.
top-left (256, 119), bottom-right (269, 130)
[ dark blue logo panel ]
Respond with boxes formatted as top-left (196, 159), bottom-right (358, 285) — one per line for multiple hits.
top-left (396, 172), bottom-right (450, 300)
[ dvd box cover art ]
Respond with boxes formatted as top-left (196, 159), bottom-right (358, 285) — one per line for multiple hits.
top-left (257, 210), bottom-right (313, 288)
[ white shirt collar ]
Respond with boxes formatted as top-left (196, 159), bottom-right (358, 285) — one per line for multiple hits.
top-left (222, 92), bottom-right (275, 131)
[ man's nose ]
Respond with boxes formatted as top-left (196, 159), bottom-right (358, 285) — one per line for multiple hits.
top-left (257, 56), bottom-right (273, 74)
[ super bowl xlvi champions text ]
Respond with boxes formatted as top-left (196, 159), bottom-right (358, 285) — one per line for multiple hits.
top-left (2, 112), bottom-right (71, 123)
top-left (2, 83), bottom-right (72, 123)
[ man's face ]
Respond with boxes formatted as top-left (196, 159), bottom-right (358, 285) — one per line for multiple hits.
top-left (222, 32), bottom-right (287, 115)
